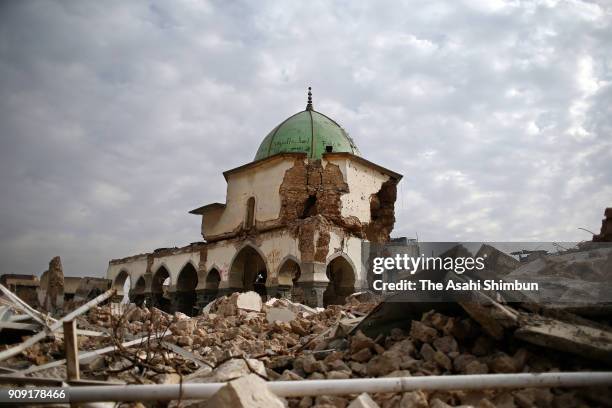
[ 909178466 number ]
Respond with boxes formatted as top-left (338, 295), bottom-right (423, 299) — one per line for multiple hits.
top-left (6, 388), bottom-right (67, 401)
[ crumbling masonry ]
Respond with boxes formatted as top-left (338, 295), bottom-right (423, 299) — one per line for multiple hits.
top-left (106, 93), bottom-right (402, 313)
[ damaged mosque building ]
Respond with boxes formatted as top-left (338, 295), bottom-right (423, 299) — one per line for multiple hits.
top-left (106, 89), bottom-right (403, 314)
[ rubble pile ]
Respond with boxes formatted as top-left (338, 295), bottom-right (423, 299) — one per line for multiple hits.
top-left (3, 287), bottom-right (610, 407)
top-left (1, 242), bottom-right (611, 407)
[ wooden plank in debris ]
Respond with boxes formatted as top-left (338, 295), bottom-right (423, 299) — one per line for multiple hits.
top-left (63, 320), bottom-right (80, 381)
top-left (0, 288), bottom-right (115, 362)
top-left (515, 316), bottom-right (612, 364)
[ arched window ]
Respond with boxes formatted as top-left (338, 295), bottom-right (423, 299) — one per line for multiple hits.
top-left (245, 197), bottom-right (255, 229)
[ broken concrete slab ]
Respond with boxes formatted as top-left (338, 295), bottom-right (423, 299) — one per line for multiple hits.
top-left (215, 291), bottom-right (263, 316)
top-left (352, 292), bottom-right (463, 338)
top-left (236, 291), bottom-right (262, 312)
top-left (458, 291), bottom-right (519, 340)
top-left (266, 297), bottom-right (318, 316)
top-left (515, 316), bottom-right (612, 364)
top-left (334, 316), bottom-right (365, 338)
top-left (348, 392), bottom-right (380, 408)
top-left (500, 244), bottom-right (612, 304)
top-left (189, 358), bottom-right (267, 383)
top-left (205, 374), bottom-right (284, 408)
top-left (266, 306), bottom-right (296, 323)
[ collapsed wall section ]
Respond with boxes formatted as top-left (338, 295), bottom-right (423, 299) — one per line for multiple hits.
top-left (279, 157), bottom-right (399, 244)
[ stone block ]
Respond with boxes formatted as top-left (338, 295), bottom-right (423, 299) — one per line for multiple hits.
top-left (205, 374), bottom-right (284, 408)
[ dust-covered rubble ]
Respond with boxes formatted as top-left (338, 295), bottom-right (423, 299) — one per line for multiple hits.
top-left (1, 283), bottom-right (611, 407)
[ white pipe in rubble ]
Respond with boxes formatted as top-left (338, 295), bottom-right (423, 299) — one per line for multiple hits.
top-left (67, 372), bottom-right (612, 402)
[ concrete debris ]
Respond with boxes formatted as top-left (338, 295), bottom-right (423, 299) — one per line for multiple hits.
top-left (0, 248), bottom-right (611, 407)
top-left (208, 291), bottom-right (263, 316)
top-left (266, 297), bottom-right (320, 316)
top-left (515, 316), bottom-right (612, 364)
top-left (266, 306), bottom-right (297, 323)
top-left (348, 393), bottom-right (380, 408)
top-left (458, 291), bottom-right (519, 340)
top-left (206, 374), bottom-right (285, 408)
top-left (189, 358), bottom-right (267, 383)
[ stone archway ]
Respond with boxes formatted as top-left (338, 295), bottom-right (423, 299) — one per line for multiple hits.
top-left (203, 268), bottom-right (221, 304)
top-left (131, 276), bottom-right (146, 307)
top-left (229, 245), bottom-right (268, 298)
top-left (277, 258), bottom-right (301, 301)
top-left (151, 266), bottom-right (171, 313)
top-left (324, 254), bottom-right (356, 306)
top-left (113, 270), bottom-right (131, 303)
top-left (175, 263), bottom-right (198, 316)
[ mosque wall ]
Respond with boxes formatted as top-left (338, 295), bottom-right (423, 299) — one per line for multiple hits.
top-left (325, 156), bottom-right (392, 224)
top-left (202, 156), bottom-right (296, 240)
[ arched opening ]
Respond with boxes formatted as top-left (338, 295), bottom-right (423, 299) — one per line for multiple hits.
top-left (175, 263), bottom-right (198, 316)
top-left (203, 268), bottom-right (221, 304)
top-left (324, 255), bottom-right (356, 306)
top-left (278, 259), bottom-right (301, 301)
top-left (131, 276), bottom-right (146, 307)
top-left (113, 270), bottom-right (131, 303)
top-left (229, 245), bottom-right (268, 298)
top-left (245, 197), bottom-right (255, 229)
top-left (151, 266), bottom-right (171, 313)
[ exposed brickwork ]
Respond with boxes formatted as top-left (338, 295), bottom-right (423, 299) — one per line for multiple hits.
top-left (295, 216), bottom-right (320, 263)
top-left (315, 229), bottom-right (331, 263)
top-left (280, 159), bottom-right (398, 244)
top-left (279, 159), bottom-right (348, 222)
top-left (363, 178), bottom-right (398, 243)
top-left (277, 158), bottom-right (400, 262)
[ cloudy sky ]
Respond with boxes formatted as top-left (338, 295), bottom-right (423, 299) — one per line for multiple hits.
top-left (1, 0), bottom-right (611, 278)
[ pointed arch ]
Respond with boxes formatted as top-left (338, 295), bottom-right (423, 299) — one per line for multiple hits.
top-left (131, 275), bottom-right (146, 307)
top-left (175, 262), bottom-right (198, 316)
top-left (324, 252), bottom-right (356, 306)
top-left (151, 265), bottom-right (171, 313)
top-left (205, 266), bottom-right (222, 290)
top-left (229, 243), bottom-right (268, 298)
top-left (277, 255), bottom-right (302, 302)
top-left (113, 269), bottom-right (131, 303)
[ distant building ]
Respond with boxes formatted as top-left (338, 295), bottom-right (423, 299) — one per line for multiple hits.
top-left (0, 274), bottom-right (39, 307)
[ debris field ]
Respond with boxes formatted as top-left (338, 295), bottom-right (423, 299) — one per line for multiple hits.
top-left (1, 282), bottom-right (612, 407)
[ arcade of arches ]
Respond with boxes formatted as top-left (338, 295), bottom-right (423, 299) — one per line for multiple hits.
top-left (114, 249), bottom-right (358, 313)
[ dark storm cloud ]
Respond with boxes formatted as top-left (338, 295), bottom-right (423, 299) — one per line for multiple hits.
top-left (0, 0), bottom-right (610, 277)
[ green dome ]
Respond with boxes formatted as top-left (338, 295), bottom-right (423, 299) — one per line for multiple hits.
top-left (254, 109), bottom-right (360, 161)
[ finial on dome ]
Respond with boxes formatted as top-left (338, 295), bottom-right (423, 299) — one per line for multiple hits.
top-left (306, 86), bottom-right (313, 111)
